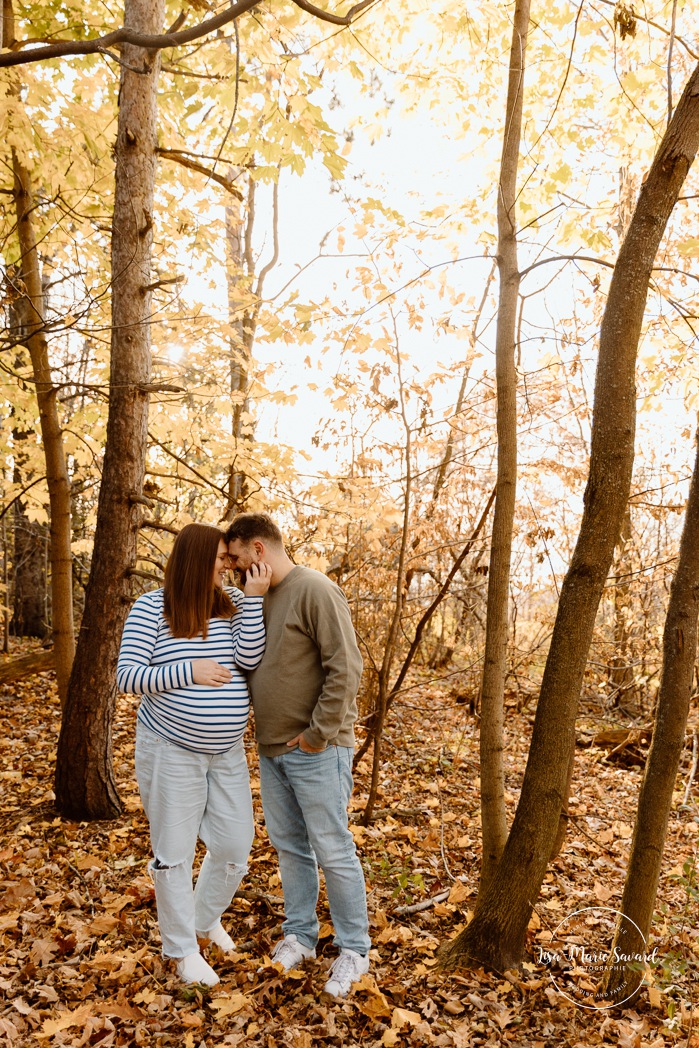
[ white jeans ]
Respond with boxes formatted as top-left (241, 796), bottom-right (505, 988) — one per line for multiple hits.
top-left (135, 723), bottom-right (254, 958)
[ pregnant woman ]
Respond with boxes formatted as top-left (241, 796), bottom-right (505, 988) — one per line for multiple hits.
top-left (117, 522), bottom-right (271, 986)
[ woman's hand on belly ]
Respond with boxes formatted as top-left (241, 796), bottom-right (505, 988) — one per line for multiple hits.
top-left (192, 659), bottom-right (233, 686)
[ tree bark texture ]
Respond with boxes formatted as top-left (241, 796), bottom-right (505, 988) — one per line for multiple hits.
top-left (12, 156), bottom-right (75, 703)
top-left (478, 0), bottom-right (530, 894)
top-left (55, 0), bottom-right (165, 819)
top-left (601, 432), bottom-right (699, 1004)
top-left (10, 296), bottom-right (48, 640)
top-left (441, 60), bottom-right (699, 973)
top-left (12, 501), bottom-right (47, 638)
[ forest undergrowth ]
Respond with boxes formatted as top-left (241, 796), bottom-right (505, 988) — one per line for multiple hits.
top-left (1, 667), bottom-right (698, 1047)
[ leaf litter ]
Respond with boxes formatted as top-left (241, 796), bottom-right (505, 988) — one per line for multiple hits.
top-left (0, 672), bottom-right (697, 1046)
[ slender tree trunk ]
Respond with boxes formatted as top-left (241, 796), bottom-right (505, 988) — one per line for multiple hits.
top-left (9, 295), bottom-right (48, 639)
top-left (353, 489), bottom-right (495, 772)
top-left (440, 59), bottom-right (699, 973)
top-left (431, 263), bottom-right (496, 507)
top-left (479, 0), bottom-right (530, 894)
top-left (609, 507), bottom-right (635, 701)
top-left (225, 175), bottom-right (253, 515)
top-left (601, 432), bottom-right (699, 1005)
top-left (12, 156), bottom-right (75, 702)
top-left (223, 174), bottom-right (279, 519)
top-left (3, 516), bottom-right (10, 653)
top-left (55, 0), bottom-right (165, 819)
top-left (361, 333), bottom-right (412, 825)
top-left (12, 499), bottom-right (47, 638)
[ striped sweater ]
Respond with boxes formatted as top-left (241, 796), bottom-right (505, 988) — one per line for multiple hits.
top-left (116, 587), bottom-right (265, 753)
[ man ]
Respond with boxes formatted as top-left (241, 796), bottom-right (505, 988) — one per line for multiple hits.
top-left (225, 512), bottom-right (371, 998)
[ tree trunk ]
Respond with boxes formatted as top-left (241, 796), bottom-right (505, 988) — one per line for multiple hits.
top-left (440, 59), bottom-right (699, 973)
top-left (478, 0), bottom-right (530, 894)
top-left (9, 299), bottom-right (48, 639)
top-left (12, 155), bottom-right (75, 703)
top-left (223, 173), bottom-right (279, 519)
top-left (11, 500), bottom-right (47, 638)
top-left (55, 0), bottom-right (165, 819)
top-left (600, 432), bottom-right (699, 1005)
top-left (609, 507), bottom-right (635, 702)
top-left (225, 175), bottom-right (253, 515)
top-left (361, 336), bottom-right (412, 825)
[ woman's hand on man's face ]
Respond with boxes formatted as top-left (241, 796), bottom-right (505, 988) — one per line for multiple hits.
top-left (243, 561), bottom-right (273, 596)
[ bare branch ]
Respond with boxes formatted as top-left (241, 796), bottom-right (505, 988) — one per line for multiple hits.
top-left (139, 518), bottom-right (180, 535)
top-left (668, 0), bottom-right (679, 126)
top-left (0, 0), bottom-right (261, 67)
top-left (126, 567), bottom-right (163, 584)
top-left (595, 0), bottom-right (698, 61)
top-left (140, 273), bottom-right (184, 293)
top-left (519, 253), bottom-right (615, 280)
top-left (0, 475), bottom-right (47, 523)
top-left (290, 0), bottom-right (379, 25)
top-left (520, 252), bottom-right (699, 285)
top-left (254, 174), bottom-right (280, 298)
top-left (0, 0), bottom-right (379, 68)
top-left (148, 432), bottom-right (229, 497)
top-left (157, 148), bottom-right (244, 199)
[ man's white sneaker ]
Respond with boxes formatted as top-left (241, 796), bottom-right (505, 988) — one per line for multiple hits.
top-left (198, 922), bottom-right (236, 952)
top-left (270, 934), bottom-right (316, 971)
top-left (323, 949), bottom-right (369, 997)
top-left (175, 952), bottom-right (219, 986)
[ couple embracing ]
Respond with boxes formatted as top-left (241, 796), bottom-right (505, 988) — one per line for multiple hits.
top-left (117, 513), bottom-right (370, 998)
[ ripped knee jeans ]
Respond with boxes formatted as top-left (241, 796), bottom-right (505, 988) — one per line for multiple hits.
top-left (135, 723), bottom-right (254, 958)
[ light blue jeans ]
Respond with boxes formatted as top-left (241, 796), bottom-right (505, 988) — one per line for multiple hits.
top-left (135, 722), bottom-right (254, 958)
top-left (259, 745), bottom-right (370, 956)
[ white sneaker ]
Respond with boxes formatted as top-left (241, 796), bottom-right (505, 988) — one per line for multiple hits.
top-left (198, 922), bottom-right (236, 953)
top-left (323, 949), bottom-right (369, 997)
top-left (175, 952), bottom-right (219, 986)
top-left (269, 934), bottom-right (316, 971)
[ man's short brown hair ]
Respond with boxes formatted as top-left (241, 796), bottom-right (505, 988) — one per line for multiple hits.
top-left (225, 512), bottom-right (283, 548)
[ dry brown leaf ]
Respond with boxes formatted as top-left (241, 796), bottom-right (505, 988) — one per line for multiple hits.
top-left (74, 854), bottom-right (105, 871)
top-left (391, 1006), bottom-right (422, 1029)
top-left (354, 974), bottom-right (392, 1019)
top-left (181, 1012), bottom-right (204, 1027)
top-left (0, 1017), bottom-right (18, 1040)
top-left (377, 923), bottom-right (413, 944)
top-left (1, 878), bottom-right (35, 909)
top-left (37, 1004), bottom-right (95, 1037)
top-left (593, 880), bottom-right (614, 902)
top-left (647, 985), bottom-right (662, 1009)
top-left (30, 939), bottom-right (58, 966)
top-left (209, 993), bottom-right (251, 1018)
top-left (89, 915), bottom-right (120, 936)
top-left (447, 880), bottom-right (471, 905)
top-left (291, 1032), bottom-right (312, 1048)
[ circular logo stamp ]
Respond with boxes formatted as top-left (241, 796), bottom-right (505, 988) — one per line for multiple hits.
top-left (537, 906), bottom-right (658, 1010)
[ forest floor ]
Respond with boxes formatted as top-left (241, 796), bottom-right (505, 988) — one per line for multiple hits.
top-left (1, 668), bottom-right (698, 1048)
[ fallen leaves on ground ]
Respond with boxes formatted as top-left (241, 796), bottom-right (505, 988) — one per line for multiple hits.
top-left (0, 671), bottom-right (697, 1046)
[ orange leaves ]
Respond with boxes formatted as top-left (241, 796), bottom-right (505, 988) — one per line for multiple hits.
top-left (2, 674), bottom-right (697, 1046)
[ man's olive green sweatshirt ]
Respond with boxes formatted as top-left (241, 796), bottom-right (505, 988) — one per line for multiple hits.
top-left (248, 565), bottom-right (363, 757)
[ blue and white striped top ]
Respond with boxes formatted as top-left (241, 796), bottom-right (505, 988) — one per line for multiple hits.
top-left (116, 587), bottom-right (265, 754)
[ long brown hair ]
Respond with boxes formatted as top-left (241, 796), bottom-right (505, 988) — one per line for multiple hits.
top-left (163, 523), bottom-right (234, 638)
